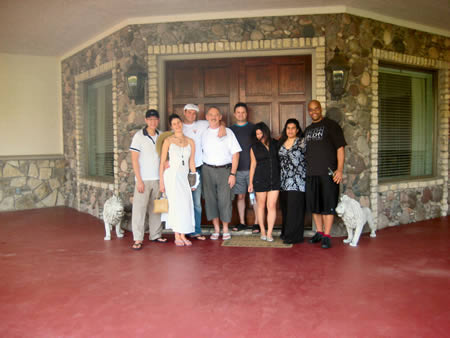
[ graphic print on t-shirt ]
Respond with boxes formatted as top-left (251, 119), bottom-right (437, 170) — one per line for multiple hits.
top-left (305, 125), bottom-right (325, 142)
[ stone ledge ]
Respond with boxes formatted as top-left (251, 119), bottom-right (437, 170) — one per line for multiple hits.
top-left (0, 154), bottom-right (64, 161)
top-left (379, 178), bottom-right (445, 192)
top-left (78, 178), bottom-right (114, 191)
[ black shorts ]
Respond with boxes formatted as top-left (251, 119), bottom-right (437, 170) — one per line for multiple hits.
top-left (306, 175), bottom-right (339, 215)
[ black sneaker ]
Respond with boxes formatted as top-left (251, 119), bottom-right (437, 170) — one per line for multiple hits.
top-left (308, 232), bottom-right (323, 244)
top-left (321, 236), bottom-right (332, 249)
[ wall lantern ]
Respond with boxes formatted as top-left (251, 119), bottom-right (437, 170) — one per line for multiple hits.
top-left (125, 55), bottom-right (147, 105)
top-left (325, 48), bottom-right (350, 101)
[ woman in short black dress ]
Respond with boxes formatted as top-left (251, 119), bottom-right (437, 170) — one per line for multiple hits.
top-left (278, 119), bottom-right (306, 244)
top-left (248, 122), bottom-right (280, 241)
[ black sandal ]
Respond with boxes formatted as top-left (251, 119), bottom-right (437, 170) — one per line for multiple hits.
top-left (252, 224), bottom-right (260, 234)
top-left (132, 242), bottom-right (143, 250)
top-left (232, 224), bottom-right (247, 232)
top-left (152, 237), bottom-right (168, 243)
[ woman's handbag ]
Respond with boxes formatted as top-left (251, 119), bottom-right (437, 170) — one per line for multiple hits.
top-left (153, 192), bottom-right (169, 213)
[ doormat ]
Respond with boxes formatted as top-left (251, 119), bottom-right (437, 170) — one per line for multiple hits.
top-left (221, 235), bottom-right (293, 248)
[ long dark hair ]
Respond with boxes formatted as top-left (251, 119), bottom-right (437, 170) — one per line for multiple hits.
top-left (251, 122), bottom-right (271, 146)
top-left (168, 113), bottom-right (182, 126)
top-left (279, 119), bottom-right (303, 147)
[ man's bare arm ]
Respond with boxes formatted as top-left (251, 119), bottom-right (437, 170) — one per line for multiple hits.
top-left (333, 146), bottom-right (345, 184)
top-left (131, 151), bottom-right (145, 193)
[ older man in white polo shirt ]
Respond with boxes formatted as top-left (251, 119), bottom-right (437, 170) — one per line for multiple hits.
top-left (201, 106), bottom-right (241, 240)
top-left (182, 103), bottom-right (226, 241)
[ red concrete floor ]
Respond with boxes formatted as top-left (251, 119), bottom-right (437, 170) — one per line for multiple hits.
top-left (0, 207), bottom-right (449, 338)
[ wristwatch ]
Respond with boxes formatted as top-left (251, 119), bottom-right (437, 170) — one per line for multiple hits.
top-left (230, 172), bottom-right (236, 176)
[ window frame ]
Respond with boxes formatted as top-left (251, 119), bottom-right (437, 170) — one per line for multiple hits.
top-left (377, 62), bottom-right (438, 183)
top-left (81, 72), bottom-right (114, 183)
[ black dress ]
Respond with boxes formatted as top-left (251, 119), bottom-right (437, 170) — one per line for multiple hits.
top-left (251, 139), bottom-right (280, 192)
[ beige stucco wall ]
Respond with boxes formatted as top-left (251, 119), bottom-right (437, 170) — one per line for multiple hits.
top-left (0, 53), bottom-right (62, 156)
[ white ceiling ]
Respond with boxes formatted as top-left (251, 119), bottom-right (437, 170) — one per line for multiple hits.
top-left (0, 0), bottom-right (449, 58)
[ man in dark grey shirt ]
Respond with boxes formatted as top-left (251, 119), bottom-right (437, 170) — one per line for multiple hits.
top-left (230, 102), bottom-right (259, 233)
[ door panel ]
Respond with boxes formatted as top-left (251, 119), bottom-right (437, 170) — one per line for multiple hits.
top-left (173, 68), bottom-right (198, 98)
top-left (279, 102), bottom-right (307, 130)
top-left (246, 103), bottom-right (271, 126)
top-left (204, 66), bottom-right (230, 97)
top-left (166, 55), bottom-right (311, 227)
top-left (278, 64), bottom-right (306, 95)
top-left (244, 65), bottom-right (272, 96)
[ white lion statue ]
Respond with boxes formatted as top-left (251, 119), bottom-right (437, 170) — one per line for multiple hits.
top-left (103, 195), bottom-right (125, 240)
top-left (336, 195), bottom-right (376, 247)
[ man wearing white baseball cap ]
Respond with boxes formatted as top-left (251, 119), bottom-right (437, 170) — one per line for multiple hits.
top-left (182, 104), bottom-right (226, 240)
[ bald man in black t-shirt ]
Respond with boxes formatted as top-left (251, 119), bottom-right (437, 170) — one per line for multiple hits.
top-left (304, 100), bottom-right (346, 249)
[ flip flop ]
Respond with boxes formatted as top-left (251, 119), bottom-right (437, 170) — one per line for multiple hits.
top-left (232, 224), bottom-right (247, 232)
top-left (190, 235), bottom-right (206, 240)
top-left (183, 239), bottom-right (192, 246)
top-left (152, 237), bottom-right (168, 243)
top-left (175, 240), bottom-right (185, 247)
top-left (222, 232), bottom-right (231, 240)
top-left (131, 242), bottom-right (143, 250)
top-left (252, 224), bottom-right (260, 234)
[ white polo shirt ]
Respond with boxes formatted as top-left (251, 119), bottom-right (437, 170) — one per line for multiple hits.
top-left (201, 127), bottom-right (242, 166)
top-left (129, 128), bottom-right (160, 181)
top-left (183, 120), bottom-right (209, 167)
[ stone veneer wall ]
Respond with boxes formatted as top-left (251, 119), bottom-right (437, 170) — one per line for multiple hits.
top-left (61, 14), bottom-right (450, 229)
top-left (0, 156), bottom-right (66, 211)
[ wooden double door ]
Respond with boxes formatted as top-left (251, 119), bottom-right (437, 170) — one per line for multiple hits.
top-left (166, 55), bottom-right (312, 136)
top-left (166, 55), bottom-right (312, 226)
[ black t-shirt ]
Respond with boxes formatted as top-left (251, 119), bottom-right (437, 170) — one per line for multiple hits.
top-left (230, 122), bottom-right (254, 171)
top-left (304, 117), bottom-right (346, 176)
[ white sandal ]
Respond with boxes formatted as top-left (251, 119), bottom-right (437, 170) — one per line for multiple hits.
top-left (260, 235), bottom-right (267, 241)
top-left (222, 232), bottom-right (231, 240)
top-left (210, 233), bottom-right (220, 240)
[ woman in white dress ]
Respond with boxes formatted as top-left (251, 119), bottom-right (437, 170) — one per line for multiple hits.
top-left (159, 114), bottom-right (197, 246)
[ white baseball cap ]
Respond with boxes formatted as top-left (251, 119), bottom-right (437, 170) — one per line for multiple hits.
top-left (183, 103), bottom-right (199, 112)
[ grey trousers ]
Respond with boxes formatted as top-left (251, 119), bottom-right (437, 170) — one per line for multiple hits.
top-left (131, 180), bottom-right (163, 241)
top-left (202, 165), bottom-right (233, 222)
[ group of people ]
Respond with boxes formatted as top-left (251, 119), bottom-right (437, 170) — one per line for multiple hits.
top-left (129, 99), bottom-right (346, 250)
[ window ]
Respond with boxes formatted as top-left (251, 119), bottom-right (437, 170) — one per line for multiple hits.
top-left (378, 66), bottom-right (435, 181)
top-left (83, 74), bottom-right (113, 180)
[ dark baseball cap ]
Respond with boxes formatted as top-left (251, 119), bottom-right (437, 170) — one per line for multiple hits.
top-left (145, 109), bottom-right (160, 118)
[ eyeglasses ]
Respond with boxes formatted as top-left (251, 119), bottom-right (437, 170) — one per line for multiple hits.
top-left (308, 106), bottom-right (321, 112)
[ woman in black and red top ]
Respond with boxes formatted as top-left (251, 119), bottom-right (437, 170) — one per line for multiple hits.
top-left (248, 122), bottom-right (280, 242)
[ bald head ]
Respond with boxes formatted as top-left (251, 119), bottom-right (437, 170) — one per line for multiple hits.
top-left (308, 100), bottom-right (323, 123)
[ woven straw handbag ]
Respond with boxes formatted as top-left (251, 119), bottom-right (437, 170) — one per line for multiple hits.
top-left (153, 192), bottom-right (168, 213)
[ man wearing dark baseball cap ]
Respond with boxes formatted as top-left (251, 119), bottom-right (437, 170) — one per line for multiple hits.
top-left (129, 109), bottom-right (167, 250)
top-left (145, 109), bottom-right (159, 118)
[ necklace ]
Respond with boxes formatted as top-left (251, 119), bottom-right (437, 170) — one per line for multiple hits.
top-left (285, 137), bottom-right (296, 149)
top-left (174, 134), bottom-right (186, 165)
top-left (181, 146), bottom-right (185, 166)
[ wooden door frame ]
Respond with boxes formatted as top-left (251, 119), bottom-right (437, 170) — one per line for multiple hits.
top-left (152, 45), bottom-right (324, 131)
